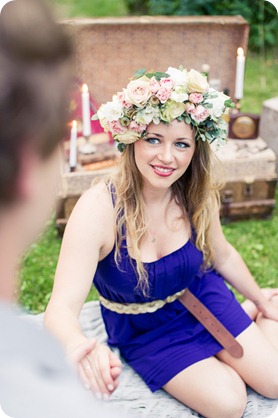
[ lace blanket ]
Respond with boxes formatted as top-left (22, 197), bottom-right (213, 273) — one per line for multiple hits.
top-left (27, 301), bottom-right (278, 418)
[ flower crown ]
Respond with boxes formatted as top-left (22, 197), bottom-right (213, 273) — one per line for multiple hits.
top-left (93, 66), bottom-right (234, 152)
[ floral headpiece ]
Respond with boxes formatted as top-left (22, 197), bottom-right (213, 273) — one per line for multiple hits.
top-left (93, 66), bottom-right (234, 152)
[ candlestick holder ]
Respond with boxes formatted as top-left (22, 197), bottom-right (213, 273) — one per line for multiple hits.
top-left (79, 135), bottom-right (96, 155)
top-left (235, 99), bottom-right (241, 113)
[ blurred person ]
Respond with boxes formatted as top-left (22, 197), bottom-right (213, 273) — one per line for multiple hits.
top-left (0, 0), bottom-right (123, 417)
top-left (45, 66), bottom-right (278, 418)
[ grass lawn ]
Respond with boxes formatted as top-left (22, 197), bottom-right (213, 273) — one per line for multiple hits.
top-left (19, 3), bottom-right (278, 313)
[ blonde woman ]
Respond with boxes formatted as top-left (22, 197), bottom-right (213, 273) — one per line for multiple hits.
top-left (45, 67), bottom-right (278, 418)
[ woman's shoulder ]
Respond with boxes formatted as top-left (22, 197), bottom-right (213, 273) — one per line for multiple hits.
top-left (68, 180), bottom-right (114, 226)
top-left (79, 180), bottom-right (113, 209)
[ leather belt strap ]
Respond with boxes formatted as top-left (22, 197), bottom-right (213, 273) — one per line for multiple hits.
top-left (179, 289), bottom-right (244, 358)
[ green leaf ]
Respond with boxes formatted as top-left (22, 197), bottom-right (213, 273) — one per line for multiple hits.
top-left (204, 103), bottom-right (213, 108)
top-left (185, 116), bottom-right (191, 124)
top-left (117, 142), bottom-right (126, 152)
top-left (224, 99), bottom-right (235, 108)
top-left (145, 71), bottom-right (170, 80)
top-left (91, 113), bottom-right (99, 121)
top-left (205, 132), bottom-right (212, 139)
top-left (133, 68), bottom-right (146, 79)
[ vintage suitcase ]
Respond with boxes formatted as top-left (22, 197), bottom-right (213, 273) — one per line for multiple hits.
top-left (215, 137), bottom-right (277, 221)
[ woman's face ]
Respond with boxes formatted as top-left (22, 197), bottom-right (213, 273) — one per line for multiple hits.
top-left (134, 119), bottom-right (195, 191)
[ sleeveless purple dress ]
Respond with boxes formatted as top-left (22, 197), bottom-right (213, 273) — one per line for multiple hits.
top-left (93, 230), bottom-right (252, 392)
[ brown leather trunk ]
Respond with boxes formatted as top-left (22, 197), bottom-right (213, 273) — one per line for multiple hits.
top-left (220, 177), bottom-right (276, 221)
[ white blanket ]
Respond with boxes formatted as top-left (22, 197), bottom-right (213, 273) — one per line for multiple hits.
top-left (28, 301), bottom-right (278, 418)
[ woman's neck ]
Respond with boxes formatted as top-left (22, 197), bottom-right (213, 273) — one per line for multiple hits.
top-left (142, 184), bottom-right (172, 207)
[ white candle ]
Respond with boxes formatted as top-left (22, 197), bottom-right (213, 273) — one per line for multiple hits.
top-left (81, 83), bottom-right (92, 137)
top-left (235, 47), bottom-right (245, 100)
top-left (69, 120), bottom-right (77, 169)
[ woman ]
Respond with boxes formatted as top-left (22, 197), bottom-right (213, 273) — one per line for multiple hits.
top-left (45, 66), bottom-right (278, 418)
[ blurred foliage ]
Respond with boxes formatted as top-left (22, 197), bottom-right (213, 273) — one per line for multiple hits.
top-left (125, 0), bottom-right (278, 52)
top-left (241, 52), bottom-right (278, 113)
top-left (50, 0), bottom-right (128, 18)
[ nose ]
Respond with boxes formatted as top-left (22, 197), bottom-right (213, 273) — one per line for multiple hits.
top-left (158, 143), bottom-right (174, 164)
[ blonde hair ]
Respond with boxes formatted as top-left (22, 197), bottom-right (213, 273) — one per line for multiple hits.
top-left (109, 137), bottom-right (223, 294)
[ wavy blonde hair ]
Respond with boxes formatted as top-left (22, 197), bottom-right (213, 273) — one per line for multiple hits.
top-left (108, 137), bottom-right (224, 294)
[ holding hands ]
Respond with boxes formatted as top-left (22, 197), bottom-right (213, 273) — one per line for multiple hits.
top-left (67, 339), bottom-right (122, 399)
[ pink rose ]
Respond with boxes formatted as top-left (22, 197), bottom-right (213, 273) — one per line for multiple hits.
top-left (126, 78), bottom-right (151, 106)
top-left (129, 120), bottom-right (147, 133)
top-left (156, 87), bottom-right (172, 103)
top-left (190, 105), bottom-right (210, 123)
top-left (188, 93), bottom-right (204, 104)
top-left (185, 102), bottom-right (195, 113)
top-left (149, 77), bottom-right (160, 94)
top-left (159, 77), bottom-right (174, 90)
top-left (107, 120), bottom-right (127, 134)
top-left (117, 91), bottom-right (133, 108)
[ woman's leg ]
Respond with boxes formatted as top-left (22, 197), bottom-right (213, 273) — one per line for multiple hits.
top-left (217, 320), bottom-right (278, 399)
top-left (163, 357), bottom-right (247, 418)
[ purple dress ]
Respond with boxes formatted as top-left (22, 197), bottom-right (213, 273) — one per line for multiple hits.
top-left (93, 232), bottom-right (252, 392)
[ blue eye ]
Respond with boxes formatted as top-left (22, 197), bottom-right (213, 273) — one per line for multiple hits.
top-left (145, 137), bottom-right (160, 144)
top-left (175, 142), bottom-right (190, 149)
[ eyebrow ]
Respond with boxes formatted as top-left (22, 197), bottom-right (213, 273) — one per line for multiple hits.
top-left (146, 132), bottom-right (193, 141)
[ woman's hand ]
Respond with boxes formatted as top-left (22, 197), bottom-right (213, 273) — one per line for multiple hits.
top-left (67, 339), bottom-right (122, 399)
top-left (256, 288), bottom-right (278, 322)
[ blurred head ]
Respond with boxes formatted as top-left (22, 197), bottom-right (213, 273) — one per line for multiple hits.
top-left (0, 0), bottom-right (73, 206)
top-left (0, 0), bottom-right (73, 245)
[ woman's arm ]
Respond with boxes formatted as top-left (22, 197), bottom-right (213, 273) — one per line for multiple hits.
top-left (209, 205), bottom-right (278, 321)
top-left (44, 182), bottom-right (121, 397)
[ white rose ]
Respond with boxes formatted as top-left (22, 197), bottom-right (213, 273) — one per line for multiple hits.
top-left (187, 69), bottom-right (209, 93)
top-left (166, 67), bottom-right (188, 87)
top-left (98, 98), bottom-right (123, 122)
top-left (160, 100), bottom-right (186, 123)
top-left (205, 89), bottom-right (230, 121)
top-left (170, 85), bottom-right (188, 103)
top-left (114, 130), bottom-right (141, 144)
top-left (125, 77), bottom-right (152, 106)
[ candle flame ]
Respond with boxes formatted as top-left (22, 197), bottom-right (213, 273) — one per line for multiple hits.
top-left (82, 83), bottom-right (88, 93)
top-left (237, 47), bottom-right (244, 57)
top-left (72, 120), bottom-right (77, 128)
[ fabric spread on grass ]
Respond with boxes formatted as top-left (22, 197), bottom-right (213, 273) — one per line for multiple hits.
top-left (26, 301), bottom-right (278, 418)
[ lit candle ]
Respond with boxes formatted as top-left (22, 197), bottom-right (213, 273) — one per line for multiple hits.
top-left (235, 47), bottom-right (245, 100)
top-left (81, 83), bottom-right (92, 137)
top-left (69, 120), bottom-right (77, 169)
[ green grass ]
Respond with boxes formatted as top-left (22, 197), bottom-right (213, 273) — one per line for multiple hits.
top-left (19, 219), bottom-right (98, 313)
top-left (50, 0), bottom-right (128, 18)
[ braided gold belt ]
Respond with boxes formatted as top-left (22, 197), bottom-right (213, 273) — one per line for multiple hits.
top-left (98, 288), bottom-right (187, 314)
top-left (98, 288), bottom-right (244, 358)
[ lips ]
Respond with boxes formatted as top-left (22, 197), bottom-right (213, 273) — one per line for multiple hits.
top-left (150, 164), bottom-right (176, 177)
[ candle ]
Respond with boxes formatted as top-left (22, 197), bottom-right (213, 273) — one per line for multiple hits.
top-left (81, 83), bottom-right (92, 137)
top-left (201, 64), bottom-right (210, 79)
top-left (69, 120), bottom-right (77, 169)
top-left (235, 47), bottom-right (245, 100)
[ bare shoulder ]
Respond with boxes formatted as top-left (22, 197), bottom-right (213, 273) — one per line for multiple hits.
top-left (63, 180), bottom-right (115, 257)
top-left (74, 181), bottom-right (113, 217)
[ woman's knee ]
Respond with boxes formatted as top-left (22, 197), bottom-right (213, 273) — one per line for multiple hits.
top-left (257, 374), bottom-right (278, 399)
top-left (210, 382), bottom-right (247, 418)
top-left (214, 392), bottom-right (246, 418)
